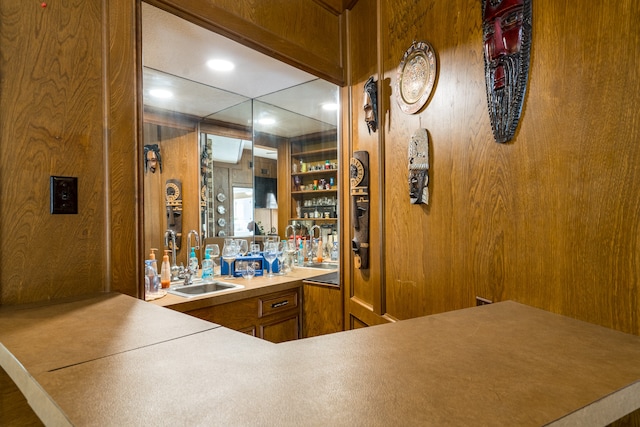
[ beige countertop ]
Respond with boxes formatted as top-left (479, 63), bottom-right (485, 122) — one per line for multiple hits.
top-left (149, 266), bottom-right (336, 311)
top-left (1, 292), bottom-right (640, 426)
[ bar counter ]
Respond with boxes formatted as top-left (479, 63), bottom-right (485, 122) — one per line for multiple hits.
top-left (1, 291), bottom-right (640, 425)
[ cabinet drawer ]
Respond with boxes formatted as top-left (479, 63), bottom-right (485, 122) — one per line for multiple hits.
top-left (259, 290), bottom-right (298, 317)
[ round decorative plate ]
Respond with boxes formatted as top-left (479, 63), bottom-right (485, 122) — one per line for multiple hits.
top-left (217, 218), bottom-right (226, 227)
top-left (218, 230), bottom-right (226, 237)
top-left (165, 182), bottom-right (180, 202)
top-left (217, 205), bottom-right (226, 214)
top-left (216, 192), bottom-right (226, 202)
top-left (396, 41), bottom-right (437, 114)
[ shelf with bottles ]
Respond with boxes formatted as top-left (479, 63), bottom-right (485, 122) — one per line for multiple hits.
top-left (293, 195), bottom-right (338, 221)
top-left (292, 174), bottom-right (337, 193)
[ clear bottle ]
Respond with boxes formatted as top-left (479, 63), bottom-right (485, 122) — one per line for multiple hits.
top-left (189, 247), bottom-right (199, 275)
top-left (298, 241), bottom-right (304, 265)
top-left (201, 250), bottom-right (214, 279)
top-left (145, 260), bottom-right (160, 296)
top-left (330, 241), bottom-right (339, 261)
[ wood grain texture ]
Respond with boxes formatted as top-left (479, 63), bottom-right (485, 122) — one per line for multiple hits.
top-left (347, 0), bottom-right (640, 334)
top-left (107, 0), bottom-right (140, 298)
top-left (302, 283), bottom-right (343, 337)
top-left (0, 368), bottom-right (43, 426)
top-left (0, 1), bottom-right (106, 304)
top-left (344, 0), bottom-right (385, 324)
top-left (143, 122), bottom-right (199, 269)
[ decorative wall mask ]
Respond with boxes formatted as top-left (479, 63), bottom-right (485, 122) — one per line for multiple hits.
top-left (396, 41), bottom-right (437, 115)
top-left (482, 0), bottom-right (532, 143)
top-left (408, 128), bottom-right (430, 205)
top-left (144, 144), bottom-right (163, 173)
top-left (165, 179), bottom-right (183, 252)
top-left (350, 151), bottom-right (370, 269)
top-left (363, 76), bottom-right (378, 134)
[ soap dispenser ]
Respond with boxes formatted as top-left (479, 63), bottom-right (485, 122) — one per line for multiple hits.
top-left (161, 250), bottom-right (171, 288)
top-left (201, 249), bottom-right (213, 279)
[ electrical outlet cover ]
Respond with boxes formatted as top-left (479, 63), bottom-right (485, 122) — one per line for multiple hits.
top-left (50, 176), bottom-right (78, 214)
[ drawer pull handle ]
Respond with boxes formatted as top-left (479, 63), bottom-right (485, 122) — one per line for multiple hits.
top-left (271, 300), bottom-right (289, 309)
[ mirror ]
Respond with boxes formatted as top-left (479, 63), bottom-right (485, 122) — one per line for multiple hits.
top-left (141, 3), bottom-right (340, 273)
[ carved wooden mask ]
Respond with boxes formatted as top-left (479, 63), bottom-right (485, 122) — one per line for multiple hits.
top-left (482, 0), bottom-right (532, 143)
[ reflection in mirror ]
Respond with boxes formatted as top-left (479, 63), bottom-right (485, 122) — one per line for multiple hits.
top-left (141, 2), bottom-right (340, 274)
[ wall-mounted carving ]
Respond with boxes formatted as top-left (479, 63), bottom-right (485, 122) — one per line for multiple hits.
top-left (363, 76), bottom-right (378, 134)
top-left (165, 179), bottom-right (183, 252)
top-left (144, 144), bottom-right (163, 173)
top-left (408, 128), bottom-right (430, 205)
top-left (350, 151), bottom-right (370, 269)
top-left (482, 0), bottom-right (532, 143)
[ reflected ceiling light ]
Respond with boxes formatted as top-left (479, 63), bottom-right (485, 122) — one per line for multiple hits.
top-left (258, 118), bottom-right (275, 125)
top-left (149, 88), bottom-right (173, 99)
top-left (322, 103), bottom-right (339, 111)
top-left (206, 59), bottom-right (235, 71)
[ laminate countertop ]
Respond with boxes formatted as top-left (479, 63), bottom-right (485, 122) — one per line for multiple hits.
top-left (1, 292), bottom-right (640, 426)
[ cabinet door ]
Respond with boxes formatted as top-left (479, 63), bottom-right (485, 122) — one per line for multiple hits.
top-left (303, 283), bottom-right (343, 338)
top-left (260, 313), bottom-right (300, 343)
top-left (186, 297), bottom-right (256, 332)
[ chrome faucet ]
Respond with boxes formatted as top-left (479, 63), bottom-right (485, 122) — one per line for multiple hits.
top-left (309, 225), bottom-right (321, 239)
top-left (308, 225), bottom-right (321, 264)
top-left (187, 230), bottom-right (200, 252)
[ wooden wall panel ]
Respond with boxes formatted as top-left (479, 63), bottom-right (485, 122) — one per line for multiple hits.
top-left (381, 0), bottom-right (479, 319)
top-left (108, 0), bottom-right (140, 298)
top-left (0, 1), bottom-right (106, 304)
top-left (361, 0), bottom-right (640, 335)
top-left (343, 0), bottom-right (386, 326)
top-left (143, 124), bottom-right (199, 269)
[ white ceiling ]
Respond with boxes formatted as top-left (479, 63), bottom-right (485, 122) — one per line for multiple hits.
top-left (141, 3), bottom-right (339, 140)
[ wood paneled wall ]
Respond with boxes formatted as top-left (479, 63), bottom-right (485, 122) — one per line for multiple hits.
top-left (345, 0), bottom-right (640, 335)
top-left (0, 0), bottom-right (344, 306)
top-left (0, 0), bottom-right (137, 304)
top-left (143, 122), bottom-right (199, 268)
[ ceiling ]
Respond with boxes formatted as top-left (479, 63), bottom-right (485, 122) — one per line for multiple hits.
top-left (141, 3), bottom-right (339, 142)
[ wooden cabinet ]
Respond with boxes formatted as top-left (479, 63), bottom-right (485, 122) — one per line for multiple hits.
top-left (302, 282), bottom-right (343, 338)
top-left (184, 288), bottom-right (301, 343)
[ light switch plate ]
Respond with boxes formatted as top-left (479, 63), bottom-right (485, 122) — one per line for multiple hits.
top-left (50, 176), bottom-right (78, 214)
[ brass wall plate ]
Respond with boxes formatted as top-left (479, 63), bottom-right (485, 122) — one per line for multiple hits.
top-left (396, 41), bottom-right (437, 114)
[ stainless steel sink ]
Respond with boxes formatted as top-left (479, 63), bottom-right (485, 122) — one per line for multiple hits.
top-left (168, 281), bottom-right (243, 298)
top-left (304, 262), bottom-right (338, 270)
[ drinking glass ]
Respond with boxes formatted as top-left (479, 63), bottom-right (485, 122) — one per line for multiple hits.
top-left (276, 241), bottom-right (286, 275)
top-left (237, 239), bottom-right (248, 257)
top-left (263, 242), bottom-right (277, 278)
top-left (250, 243), bottom-right (261, 256)
top-left (286, 240), bottom-right (297, 271)
top-left (242, 262), bottom-right (255, 280)
top-left (205, 244), bottom-right (220, 275)
top-left (222, 240), bottom-right (239, 280)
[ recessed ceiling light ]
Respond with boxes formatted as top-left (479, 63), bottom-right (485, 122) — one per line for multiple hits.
top-left (207, 59), bottom-right (235, 72)
top-left (322, 103), bottom-right (338, 111)
top-left (258, 118), bottom-right (275, 125)
top-left (149, 88), bottom-right (173, 99)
